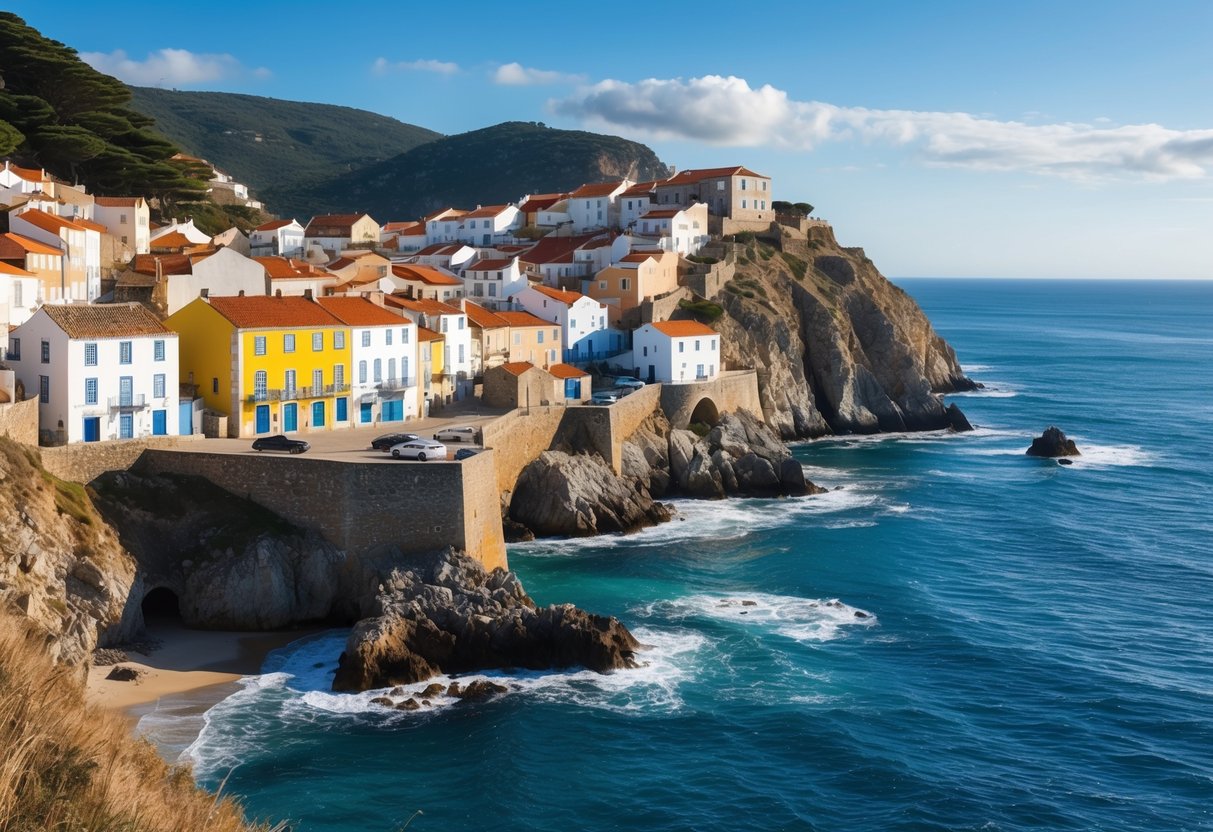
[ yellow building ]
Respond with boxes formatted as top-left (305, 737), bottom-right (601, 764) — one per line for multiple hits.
top-left (165, 295), bottom-right (352, 437)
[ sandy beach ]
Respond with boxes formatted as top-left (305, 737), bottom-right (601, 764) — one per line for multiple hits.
top-left (86, 622), bottom-right (321, 712)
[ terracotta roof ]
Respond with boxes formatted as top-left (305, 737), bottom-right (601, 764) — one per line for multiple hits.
top-left (305, 213), bottom-right (372, 235)
top-left (620, 252), bottom-right (656, 263)
top-left (530, 284), bottom-right (585, 306)
top-left (570, 181), bottom-right (624, 198)
top-left (621, 180), bottom-right (659, 197)
top-left (6, 163), bottom-right (44, 182)
top-left (13, 208), bottom-right (85, 235)
top-left (495, 310), bottom-right (548, 328)
top-left (640, 208), bottom-right (681, 219)
top-left (131, 254), bottom-right (194, 276)
top-left (93, 196), bottom-right (143, 208)
top-left (579, 236), bottom-right (616, 250)
top-left (73, 217), bottom-right (108, 233)
top-left (254, 218), bottom-right (297, 232)
top-left (417, 326), bottom-right (443, 342)
top-left (253, 256), bottom-right (333, 280)
top-left (518, 193), bottom-right (566, 212)
top-left (548, 363), bottom-right (589, 379)
top-left (316, 296), bottom-right (404, 326)
top-left (466, 257), bottom-right (516, 272)
top-left (519, 232), bottom-right (603, 264)
top-left (328, 253), bottom-right (385, 271)
top-left (399, 225), bottom-right (427, 236)
top-left (462, 301), bottom-right (508, 329)
top-left (661, 166), bottom-right (767, 186)
top-left (651, 320), bottom-right (717, 338)
top-left (206, 295), bottom-right (344, 329)
top-left (501, 361), bottom-right (535, 376)
top-left (391, 264), bottom-right (462, 286)
top-left (463, 204), bottom-right (511, 219)
top-left (388, 296), bottom-right (462, 316)
top-left (383, 221), bottom-right (422, 233)
top-left (416, 243), bottom-right (466, 256)
top-left (0, 232), bottom-right (61, 257)
top-left (150, 230), bottom-right (196, 250)
top-left (0, 261), bottom-right (35, 277)
top-left (423, 208), bottom-right (467, 222)
top-left (41, 302), bottom-right (170, 339)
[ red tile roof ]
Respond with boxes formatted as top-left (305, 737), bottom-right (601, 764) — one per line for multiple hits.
top-left (316, 296), bottom-right (405, 326)
top-left (501, 361), bottom-right (535, 376)
top-left (254, 218), bottom-right (298, 232)
top-left (547, 363), bottom-right (589, 380)
top-left (496, 310), bottom-right (549, 328)
top-left (466, 257), bottom-right (516, 272)
top-left (206, 295), bottom-right (344, 329)
top-left (0, 232), bottom-right (61, 258)
top-left (253, 256), bottom-right (333, 280)
top-left (0, 261), bottom-right (35, 277)
top-left (388, 296), bottom-right (462, 317)
top-left (130, 254), bottom-right (194, 276)
top-left (13, 208), bottom-right (85, 235)
top-left (651, 320), bottom-right (717, 338)
top-left (463, 204), bottom-right (511, 219)
top-left (150, 230), bottom-right (196, 250)
top-left (530, 284), bottom-right (586, 306)
top-left (423, 208), bottom-right (467, 222)
top-left (73, 217), bottom-right (108, 233)
top-left (661, 166), bottom-right (767, 186)
top-left (417, 326), bottom-right (443, 342)
top-left (621, 180), bottom-right (659, 197)
top-left (391, 264), bottom-right (463, 286)
top-left (6, 163), bottom-right (44, 181)
top-left (42, 302), bottom-right (170, 338)
top-left (305, 213), bottom-right (373, 236)
top-left (640, 208), bottom-right (681, 219)
top-left (620, 252), bottom-right (656, 263)
top-left (382, 221), bottom-right (422, 233)
top-left (571, 181), bottom-right (624, 198)
top-left (519, 232), bottom-right (603, 264)
top-left (416, 243), bottom-right (466, 256)
top-left (462, 301), bottom-right (508, 329)
top-left (518, 193), bottom-right (566, 212)
top-left (93, 196), bottom-right (143, 208)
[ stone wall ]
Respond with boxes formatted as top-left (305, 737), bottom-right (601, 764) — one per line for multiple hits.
top-left (0, 398), bottom-right (38, 447)
top-left (40, 434), bottom-right (205, 484)
top-left (660, 370), bottom-right (763, 429)
top-left (553, 384), bottom-right (662, 474)
top-left (480, 406), bottom-right (567, 496)
top-left (134, 448), bottom-right (508, 572)
top-left (639, 287), bottom-right (693, 324)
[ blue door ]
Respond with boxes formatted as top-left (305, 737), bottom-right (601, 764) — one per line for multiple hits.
top-left (382, 399), bottom-right (403, 422)
top-left (119, 376), bottom-right (133, 406)
top-left (360, 401), bottom-right (373, 423)
top-left (119, 413), bottom-right (133, 439)
top-left (336, 397), bottom-right (348, 422)
top-left (255, 404), bottom-right (270, 434)
top-left (83, 417), bottom-right (100, 442)
top-left (311, 400), bottom-right (325, 428)
top-left (152, 409), bottom-right (167, 436)
top-left (178, 401), bottom-right (193, 435)
top-left (283, 403), bottom-right (298, 432)
top-left (564, 379), bottom-right (580, 399)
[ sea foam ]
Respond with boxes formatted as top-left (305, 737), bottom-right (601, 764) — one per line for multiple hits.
top-left (635, 592), bottom-right (877, 644)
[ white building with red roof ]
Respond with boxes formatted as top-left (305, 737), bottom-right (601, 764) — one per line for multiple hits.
top-left (455, 204), bottom-right (522, 246)
top-left (567, 180), bottom-right (631, 232)
top-left (652, 166), bottom-right (772, 228)
top-left (514, 284), bottom-right (624, 363)
top-left (462, 255), bottom-right (525, 310)
top-left (630, 320), bottom-right (720, 384)
top-left (250, 219), bottom-right (305, 257)
top-left (9, 209), bottom-right (101, 302)
top-left (424, 208), bottom-right (469, 245)
top-left (636, 202), bottom-right (710, 256)
top-left (412, 242), bottom-right (477, 272)
top-left (618, 180), bottom-right (660, 232)
top-left (390, 264), bottom-right (464, 304)
top-left (386, 296), bottom-right (473, 400)
top-left (92, 196), bottom-right (151, 255)
top-left (317, 296), bottom-right (420, 424)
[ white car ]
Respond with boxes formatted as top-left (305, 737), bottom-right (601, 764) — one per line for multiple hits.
top-left (390, 439), bottom-right (448, 461)
top-left (615, 378), bottom-right (646, 390)
top-left (589, 392), bottom-right (618, 405)
top-left (434, 425), bottom-right (478, 443)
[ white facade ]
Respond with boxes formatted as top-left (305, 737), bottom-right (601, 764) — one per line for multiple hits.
top-left (7, 307), bottom-right (180, 444)
top-left (350, 321), bottom-right (420, 425)
top-left (151, 219), bottom-right (211, 246)
top-left (618, 188), bottom-right (655, 231)
top-left (92, 199), bottom-right (151, 255)
top-left (463, 256), bottom-right (526, 309)
top-left (568, 182), bottom-right (629, 232)
top-left (9, 211), bottom-right (100, 302)
top-left (413, 243), bottom-right (477, 271)
top-left (630, 322), bottom-right (720, 384)
top-left (250, 220), bottom-right (305, 257)
top-left (537, 205), bottom-right (572, 228)
top-left (456, 206), bottom-right (523, 246)
top-left (166, 248), bottom-right (270, 315)
top-left (0, 268), bottom-right (39, 328)
top-left (396, 304), bottom-right (473, 399)
top-left (514, 285), bottom-right (623, 362)
top-left (637, 203), bottom-right (710, 256)
top-left (425, 213), bottom-right (468, 245)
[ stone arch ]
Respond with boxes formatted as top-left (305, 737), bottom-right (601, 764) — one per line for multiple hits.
top-left (688, 397), bottom-right (721, 429)
top-left (141, 586), bottom-right (182, 623)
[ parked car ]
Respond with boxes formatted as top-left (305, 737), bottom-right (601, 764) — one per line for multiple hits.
top-left (454, 447), bottom-right (482, 461)
top-left (615, 378), bottom-right (646, 390)
top-left (434, 425), bottom-right (479, 443)
top-left (370, 432), bottom-right (420, 452)
top-left (589, 392), bottom-right (618, 406)
top-left (252, 435), bottom-right (310, 454)
top-left (390, 439), bottom-right (448, 461)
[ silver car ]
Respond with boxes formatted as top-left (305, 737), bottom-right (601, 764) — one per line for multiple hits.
top-left (434, 425), bottom-right (478, 443)
top-left (390, 439), bottom-right (448, 461)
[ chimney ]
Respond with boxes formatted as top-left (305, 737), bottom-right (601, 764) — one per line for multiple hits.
top-left (238, 289), bottom-right (245, 297)
top-left (200, 288), bottom-right (209, 299)
top-left (275, 289), bottom-right (283, 297)
top-left (303, 288), bottom-right (313, 300)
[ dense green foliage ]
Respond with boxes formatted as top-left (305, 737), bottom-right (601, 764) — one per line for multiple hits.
top-left (128, 87), bottom-right (441, 218)
top-left (773, 200), bottom-right (814, 215)
top-left (297, 121), bottom-right (672, 221)
top-left (677, 298), bottom-right (725, 322)
top-left (0, 13), bottom-right (207, 208)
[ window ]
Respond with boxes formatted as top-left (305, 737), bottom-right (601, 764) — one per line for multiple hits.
top-left (761, 180), bottom-right (767, 191)
top-left (254, 336), bottom-right (266, 356)
top-left (599, 281), bottom-right (607, 290)
top-left (40, 340), bottom-right (49, 364)
top-left (13, 280), bottom-right (22, 308)
top-left (620, 278), bottom-right (630, 291)
top-left (284, 333), bottom-right (295, 353)
top-left (441, 318), bottom-right (448, 333)
top-left (85, 377), bottom-right (98, 405)
top-left (313, 369), bottom-right (323, 391)
top-left (386, 329), bottom-right (393, 346)
top-left (358, 360), bottom-right (367, 384)
top-left (537, 330), bottom-right (544, 344)
top-left (457, 344), bottom-right (464, 363)
top-left (361, 330), bottom-right (371, 348)
top-left (401, 357), bottom-right (409, 381)
top-left (717, 181), bottom-right (725, 191)
top-left (8, 337), bottom-right (18, 360)
top-left (741, 179), bottom-right (748, 190)
top-left (119, 213), bottom-right (127, 224)
top-left (642, 346), bottom-right (649, 357)
top-left (312, 332), bottom-right (323, 351)
top-left (154, 340), bottom-right (165, 361)
top-left (552, 329), bottom-right (559, 342)
top-left (388, 358), bottom-right (396, 382)
top-left (570, 317), bottom-right (576, 329)
top-left (458, 317), bottom-right (464, 330)
top-left (679, 342), bottom-right (685, 353)
top-left (120, 341), bottom-right (133, 364)
top-left (334, 330), bottom-right (345, 350)
top-left (488, 283), bottom-right (497, 297)
top-left (334, 364), bottom-right (344, 388)
top-left (695, 340), bottom-right (701, 351)
top-left (254, 370), bottom-right (267, 401)
top-left (711, 339), bottom-right (717, 350)
top-left (513, 333), bottom-right (521, 346)
top-left (285, 369), bottom-right (296, 395)
top-left (373, 359), bottom-right (382, 383)
top-left (212, 377), bottom-right (219, 394)
top-left (401, 327), bottom-right (409, 344)
top-left (39, 376), bottom-right (48, 403)
top-left (153, 373), bottom-right (165, 398)
top-left (84, 343), bottom-right (97, 366)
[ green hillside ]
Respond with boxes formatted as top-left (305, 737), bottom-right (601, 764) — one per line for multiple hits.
top-left (301, 121), bottom-right (672, 221)
top-left (128, 87), bottom-right (441, 217)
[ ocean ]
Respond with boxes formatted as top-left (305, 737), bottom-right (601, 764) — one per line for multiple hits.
top-left (146, 279), bottom-right (1213, 831)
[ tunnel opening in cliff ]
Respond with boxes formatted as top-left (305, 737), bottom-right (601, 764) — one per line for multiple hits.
top-left (688, 397), bottom-right (721, 429)
top-left (141, 587), bottom-right (182, 623)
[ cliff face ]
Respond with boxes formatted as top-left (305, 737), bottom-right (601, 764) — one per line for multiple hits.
top-left (710, 225), bottom-right (974, 437)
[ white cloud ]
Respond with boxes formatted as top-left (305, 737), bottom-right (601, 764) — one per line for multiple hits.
top-left (553, 74), bottom-right (1213, 182)
top-left (81, 48), bottom-right (268, 86)
top-left (493, 62), bottom-right (583, 86)
top-left (373, 57), bottom-right (460, 75)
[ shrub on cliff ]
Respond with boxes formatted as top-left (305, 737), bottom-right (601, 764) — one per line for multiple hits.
top-left (0, 609), bottom-right (283, 832)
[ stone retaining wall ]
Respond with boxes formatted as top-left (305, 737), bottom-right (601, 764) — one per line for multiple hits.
top-left (660, 370), bottom-right (763, 430)
top-left (0, 398), bottom-right (38, 447)
top-left (40, 434), bottom-right (205, 484)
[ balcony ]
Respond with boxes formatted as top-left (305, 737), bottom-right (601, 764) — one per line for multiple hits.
top-left (377, 377), bottom-right (417, 392)
top-left (245, 383), bottom-right (351, 404)
top-left (108, 394), bottom-right (147, 410)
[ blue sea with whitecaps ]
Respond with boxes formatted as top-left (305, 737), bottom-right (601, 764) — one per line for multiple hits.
top-left (146, 279), bottom-right (1213, 831)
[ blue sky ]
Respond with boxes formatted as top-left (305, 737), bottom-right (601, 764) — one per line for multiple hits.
top-left (12, 0), bottom-right (1213, 278)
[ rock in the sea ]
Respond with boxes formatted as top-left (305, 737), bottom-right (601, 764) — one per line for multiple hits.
top-left (1026, 426), bottom-right (1081, 457)
top-left (332, 549), bottom-right (641, 692)
top-left (946, 403), bottom-right (974, 433)
top-left (104, 665), bottom-right (143, 682)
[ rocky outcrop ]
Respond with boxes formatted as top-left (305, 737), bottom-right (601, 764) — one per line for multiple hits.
top-left (332, 548), bottom-right (640, 691)
top-left (91, 470), bottom-right (345, 630)
top-left (1026, 427), bottom-right (1081, 457)
top-left (0, 438), bottom-right (138, 677)
top-left (709, 227), bottom-right (975, 438)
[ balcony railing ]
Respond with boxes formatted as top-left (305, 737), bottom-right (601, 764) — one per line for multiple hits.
top-left (245, 383), bottom-right (351, 404)
top-left (377, 377), bottom-right (416, 392)
top-left (108, 394), bottom-right (147, 410)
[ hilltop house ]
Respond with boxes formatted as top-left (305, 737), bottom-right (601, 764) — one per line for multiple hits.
top-left (116, 248), bottom-right (269, 315)
top-left (390, 264), bottom-right (464, 303)
top-left (495, 310), bottom-right (562, 369)
top-left (304, 213), bottom-right (380, 255)
top-left (462, 300), bottom-right (511, 377)
top-left (514, 284), bottom-right (622, 363)
top-left (386, 297), bottom-right (473, 401)
top-left (0, 261), bottom-right (40, 328)
top-left (412, 243), bottom-right (477, 272)
top-left (254, 257), bottom-right (338, 297)
top-left (631, 320), bottom-right (720, 384)
top-left (518, 193), bottom-right (567, 227)
top-left (166, 295), bottom-right (352, 437)
top-left (455, 204), bottom-right (523, 246)
top-left (462, 255), bottom-right (525, 309)
top-left (9, 209), bottom-right (100, 302)
top-left (567, 181), bottom-right (630, 232)
top-left (587, 249), bottom-right (680, 325)
top-left (318, 296), bottom-right (420, 425)
top-left (652, 166), bottom-right (772, 233)
top-left (635, 203), bottom-right (710, 256)
top-left (0, 232), bottom-right (63, 305)
top-left (92, 196), bottom-right (151, 256)
top-left (250, 219), bottom-right (305, 257)
top-left (8, 303), bottom-right (179, 444)
top-left (424, 209), bottom-right (469, 245)
top-left (618, 180), bottom-right (660, 231)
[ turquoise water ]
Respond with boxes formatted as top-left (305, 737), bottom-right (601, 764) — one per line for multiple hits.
top-left (171, 279), bottom-right (1213, 831)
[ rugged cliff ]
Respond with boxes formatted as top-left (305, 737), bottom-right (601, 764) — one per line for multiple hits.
top-left (708, 224), bottom-right (974, 437)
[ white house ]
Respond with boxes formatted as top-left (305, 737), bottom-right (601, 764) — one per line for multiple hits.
top-left (514, 284), bottom-right (623, 363)
top-left (0, 261), bottom-right (39, 328)
top-left (389, 297), bottom-right (474, 400)
top-left (318, 296), bottom-right (420, 425)
top-left (92, 196), bottom-right (151, 255)
top-left (390, 264), bottom-right (465, 303)
top-left (630, 320), bottom-right (720, 384)
top-left (7, 303), bottom-right (179, 444)
top-left (0, 161), bottom-right (49, 204)
top-left (9, 209), bottom-right (100, 302)
top-left (163, 247), bottom-right (269, 315)
top-left (462, 256), bottom-right (525, 309)
top-left (303, 213), bottom-right (380, 255)
top-left (250, 219), bottom-right (305, 257)
top-left (567, 181), bottom-right (630, 232)
top-left (412, 243), bottom-right (477, 272)
top-left (618, 180), bottom-right (660, 232)
top-left (150, 218), bottom-right (212, 247)
top-left (636, 202), bottom-right (710, 256)
top-left (254, 257), bottom-right (338, 297)
top-left (424, 209), bottom-right (468, 245)
top-left (456, 204), bottom-right (522, 246)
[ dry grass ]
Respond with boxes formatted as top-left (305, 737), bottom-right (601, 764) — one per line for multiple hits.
top-left (0, 610), bottom-right (284, 832)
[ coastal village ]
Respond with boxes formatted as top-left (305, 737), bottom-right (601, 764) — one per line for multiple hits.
top-left (0, 155), bottom-right (804, 447)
